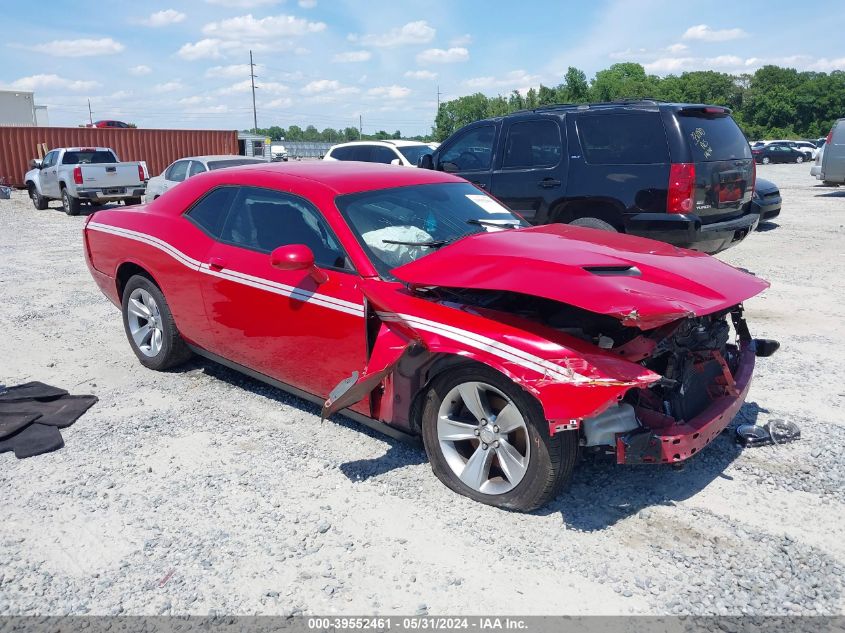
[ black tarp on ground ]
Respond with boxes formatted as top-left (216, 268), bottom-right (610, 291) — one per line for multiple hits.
top-left (0, 382), bottom-right (97, 459)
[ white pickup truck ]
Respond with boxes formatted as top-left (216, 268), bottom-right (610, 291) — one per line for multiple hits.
top-left (24, 147), bottom-right (147, 215)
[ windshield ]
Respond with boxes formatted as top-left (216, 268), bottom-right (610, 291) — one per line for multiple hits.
top-left (207, 159), bottom-right (266, 170)
top-left (62, 150), bottom-right (117, 164)
top-left (336, 182), bottom-right (526, 277)
top-left (397, 145), bottom-right (434, 166)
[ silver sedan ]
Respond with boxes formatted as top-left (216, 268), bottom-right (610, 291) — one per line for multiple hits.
top-left (144, 155), bottom-right (267, 203)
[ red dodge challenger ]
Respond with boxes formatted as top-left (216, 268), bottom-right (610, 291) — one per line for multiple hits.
top-left (83, 162), bottom-right (777, 511)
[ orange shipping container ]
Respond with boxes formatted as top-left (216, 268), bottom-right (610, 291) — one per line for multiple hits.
top-left (0, 127), bottom-right (239, 187)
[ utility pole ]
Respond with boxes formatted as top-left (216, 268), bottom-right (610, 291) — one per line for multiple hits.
top-left (359, 114), bottom-right (363, 139)
top-left (436, 85), bottom-right (442, 112)
top-left (249, 50), bottom-right (258, 134)
top-left (87, 99), bottom-right (93, 126)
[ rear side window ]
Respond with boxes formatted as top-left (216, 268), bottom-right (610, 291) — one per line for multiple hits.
top-left (185, 187), bottom-right (237, 238)
top-left (502, 119), bottom-right (561, 169)
top-left (679, 114), bottom-right (751, 161)
top-left (371, 146), bottom-right (398, 164)
top-left (577, 113), bottom-right (668, 165)
top-left (188, 161), bottom-right (206, 178)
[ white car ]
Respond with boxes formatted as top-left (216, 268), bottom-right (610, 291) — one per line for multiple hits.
top-left (323, 140), bottom-right (438, 167)
top-left (144, 155), bottom-right (267, 202)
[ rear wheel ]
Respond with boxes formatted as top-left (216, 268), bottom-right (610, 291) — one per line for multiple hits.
top-left (29, 186), bottom-right (48, 210)
top-left (61, 188), bottom-right (81, 215)
top-left (121, 275), bottom-right (192, 370)
top-left (570, 217), bottom-right (617, 232)
top-left (421, 365), bottom-right (578, 512)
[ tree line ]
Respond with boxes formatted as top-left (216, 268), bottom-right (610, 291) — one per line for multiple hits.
top-left (248, 63), bottom-right (844, 144)
top-left (433, 63), bottom-right (845, 142)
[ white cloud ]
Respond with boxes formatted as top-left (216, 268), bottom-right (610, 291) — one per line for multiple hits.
top-left (178, 39), bottom-right (228, 60)
top-left (404, 70), bottom-right (438, 80)
top-left (205, 64), bottom-right (260, 78)
top-left (298, 0), bottom-right (317, 7)
top-left (206, 0), bottom-right (281, 7)
top-left (416, 47), bottom-right (469, 64)
top-left (142, 9), bottom-right (186, 27)
top-left (666, 43), bottom-right (688, 54)
top-left (129, 65), bottom-right (152, 76)
top-left (351, 20), bottom-right (435, 47)
top-left (202, 14), bottom-right (326, 40)
top-left (264, 97), bottom-right (293, 108)
top-left (178, 96), bottom-right (211, 106)
top-left (463, 69), bottom-right (540, 91)
top-left (301, 79), bottom-right (359, 95)
top-left (26, 38), bottom-right (124, 57)
top-left (450, 34), bottom-right (473, 47)
top-left (332, 50), bottom-right (371, 63)
top-left (152, 81), bottom-right (184, 93)
top-left (219, 79), bottom-right (287, 94)
top-left (367, 85), bottom-right (411, 99)
top-left (682, 24), bottom-right (748, 42)
top-left (4, 74), bottom-right (100, 92)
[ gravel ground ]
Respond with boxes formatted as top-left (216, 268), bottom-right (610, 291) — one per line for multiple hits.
top-left (1, 164), bottom-right (843, 617)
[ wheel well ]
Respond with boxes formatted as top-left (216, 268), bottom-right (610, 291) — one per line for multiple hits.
top-left (116, 263), bottom-right (159, 300)
top-left (25, 180), bottom-right (35, 191)
top-left (551, 199), bottom-right (625, 231)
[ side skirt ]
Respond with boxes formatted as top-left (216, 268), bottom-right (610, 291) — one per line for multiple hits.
top-left (186, 344), bottom-right (419, 445)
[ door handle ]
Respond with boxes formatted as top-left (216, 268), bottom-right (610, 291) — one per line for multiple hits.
top-left (539, 178), bottom-right (561, 188)
top-left (208, 257), bottom-right (226, 271)
top-left (472, 181), bottom-right (487, 190)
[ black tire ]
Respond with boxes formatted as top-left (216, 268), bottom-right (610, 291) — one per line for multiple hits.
top-left (796, 156), bottom-right (804, 164)
top-left (124, 197), bottom-right (143, 206)
top-left (61, 187), bottom-right (81, 216)
top-left (762, 157), bottom-right (771, 165)
top-left (121, 275), bottom-right (192, 370)
top-left (29, 185), bottom-right (48, 210)
top-left (570, 216), bottom-right (617, 232)
top-left (421, 364), bottom-right (578, 512)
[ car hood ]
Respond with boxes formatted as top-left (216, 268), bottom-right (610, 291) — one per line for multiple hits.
top-left (754, 177), bottom-right (778, 195)
top-left (391, 224), bottom-right (769, 329)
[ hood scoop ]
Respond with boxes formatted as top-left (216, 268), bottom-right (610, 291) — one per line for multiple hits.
top-left (583, 265), bottom-right (641, 277)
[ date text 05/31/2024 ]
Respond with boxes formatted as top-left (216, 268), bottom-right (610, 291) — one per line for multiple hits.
top-left (307, 617), bottom-right (529, 630)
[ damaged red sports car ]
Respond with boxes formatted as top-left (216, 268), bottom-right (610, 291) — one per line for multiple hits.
top-left (83, 162), bottom-right (778, 511)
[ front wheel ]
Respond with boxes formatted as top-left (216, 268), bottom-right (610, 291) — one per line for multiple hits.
top-left (61, 188), bottom-right (81, 215)
top-left (29, 186), bottom-right (48, 210)
top-left (421, 365), bottom-right (578, 512)
top-left (121, 275), bottom-right (192, 370)
top-left (761, 157), bottom-right (771, 165)
top-left (796, 156), bottom-right (804, 164)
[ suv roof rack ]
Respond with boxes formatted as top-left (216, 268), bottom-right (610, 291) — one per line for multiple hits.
top-left (513, 98), bottom-right (669, 115)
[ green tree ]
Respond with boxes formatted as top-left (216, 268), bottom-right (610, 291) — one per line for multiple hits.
top-left (561, 66), bottom-right (589, 102)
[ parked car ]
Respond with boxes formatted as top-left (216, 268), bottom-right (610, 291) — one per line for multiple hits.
top-left (767, 140), bottom-right (815, 160)
top-left (819, 119), bottom-right (845, 186)
top-left (86, 120), bottom-right (131, 129)
top-left (270, 144), bottom-right (288, 162)
top-left (811, 144), bottom-right (825, 180)
top-left (25, 147), bottom-right (146, 215)
top-left (751, 177), bottom-right (781, 223)
top-left (83, 161), bottom-right (777, 511)
top-left (752, 145), bottom-right (806, 164)
top-left (419, 101), bottom-right (758, 254)
top-left (144, 155), bottom-right (267, 202)
top-left (324, 140), bottom-right (438, 167)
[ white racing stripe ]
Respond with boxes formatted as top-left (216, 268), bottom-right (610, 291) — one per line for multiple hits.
top-left (377, 311), bottom-right (589, 384)
top-left (87, 221), bottom-right (364, 317)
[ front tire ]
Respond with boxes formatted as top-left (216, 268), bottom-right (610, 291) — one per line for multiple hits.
top-left (29, 186), bottom-right (48, 210)
top-left (570, 216), bottom-right (617, 232)
top-left (762, 157), bottom-right (771, 165)
top-left (421, 364), bottom-right (578, 512)
top-left (121, 275), bottom-right (192, 370)
top-left (61, 188), bottom-right (81, 215)
top-left (796, 155), bottom-right (804, 164)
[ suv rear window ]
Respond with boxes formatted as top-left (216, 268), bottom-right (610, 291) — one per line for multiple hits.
top-left (576, 113), bottom-right (668, 165)
top-left (679, 114), bottom-right (751, 162)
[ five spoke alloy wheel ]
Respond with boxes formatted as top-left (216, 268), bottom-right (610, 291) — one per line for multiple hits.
top-left (437, 381), bottom-right (531, 495)
top-left (126, 287), bottom-right (163, 357)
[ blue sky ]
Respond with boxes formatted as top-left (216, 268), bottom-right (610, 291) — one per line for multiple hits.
top-left (2, 0), bottom-right (843, 135)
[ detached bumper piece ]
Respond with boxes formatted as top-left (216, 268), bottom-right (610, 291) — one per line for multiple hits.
top-left (618, 344), bottom-right (757, 465)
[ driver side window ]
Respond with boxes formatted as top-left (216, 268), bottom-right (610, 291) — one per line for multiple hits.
top-left (439, 125), bottom-right (496, 172)
top-left (165, 160), bottom-right (190, 182)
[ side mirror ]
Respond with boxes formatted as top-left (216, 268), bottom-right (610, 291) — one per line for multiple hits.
top-left (30, 159), bottom-right (43, 170)
top-left (418, 153), bottom-right (434, 170)
top-left (269, 244), bottom-right (328, 284)
top-left (390, 158), bottom-right (401, 166)
top-left (440, 161), bottom-right (459, 173)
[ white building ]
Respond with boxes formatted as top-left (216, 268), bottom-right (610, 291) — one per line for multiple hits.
top-left (0, 90), bottom-right (48, 126)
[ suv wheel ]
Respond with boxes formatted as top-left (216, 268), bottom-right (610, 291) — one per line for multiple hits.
top-left (29, 186), bottom-right (48, 210)
top-left (121, 275), bottom-right (192, 370)
top-left (570, 217), bottom-right (617, 232)
top-left (761, 157), bottom-right (771, 165)
top-left (421, 365), bottom-right (578, 512)
top-left (61, 188), bottom-right (81, 216)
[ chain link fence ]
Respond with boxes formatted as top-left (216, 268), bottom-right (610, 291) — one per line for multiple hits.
top-left (283, 141), bottom-right (334, 160)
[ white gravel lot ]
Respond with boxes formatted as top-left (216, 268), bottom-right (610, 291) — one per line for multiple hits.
top-left (1, 164), bottom-right (843, 617)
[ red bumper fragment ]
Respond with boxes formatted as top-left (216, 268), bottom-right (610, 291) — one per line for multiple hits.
top-left (617, 344), bottom-right (755, 465)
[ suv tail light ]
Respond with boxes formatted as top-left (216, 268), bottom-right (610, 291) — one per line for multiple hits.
top-left (667, 163), bottom-right (695, 214)
top-left (138, 164), bottom-right (146, 182)
top-left (826, 128), bottom-right (834, 145)
top-left (73, 166), bottom-right (83, 185)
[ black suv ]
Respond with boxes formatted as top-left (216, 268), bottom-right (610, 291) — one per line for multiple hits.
top-left (420, 101), bottom-right (758, 253)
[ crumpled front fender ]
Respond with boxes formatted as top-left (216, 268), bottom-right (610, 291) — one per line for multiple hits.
top-left (324, 280), bottom-right (660, 435)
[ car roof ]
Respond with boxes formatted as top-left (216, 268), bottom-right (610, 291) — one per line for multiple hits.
top-left (190, 155), bottom-right (266, 163)
top-left (209, 160), bottom-right (462, 195)
top-left (329, 140), bottom-right (433, 149)
top-left (471, 100), bottom-right (733, 124)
